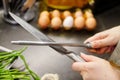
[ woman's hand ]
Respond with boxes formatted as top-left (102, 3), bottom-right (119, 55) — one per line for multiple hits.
top-left (84, 25), bottom-right (120, 54)
top-left (72, 53), bottom-right (120, 80)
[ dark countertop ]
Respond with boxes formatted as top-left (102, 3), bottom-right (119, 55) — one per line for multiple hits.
top-left (0, 4), bottom-right (120, 80)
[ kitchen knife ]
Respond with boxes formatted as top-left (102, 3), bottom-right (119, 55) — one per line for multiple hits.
top-left (11, 40), bottom-right (92, 48)
top-left (9, 12), bottom-right (85, 62)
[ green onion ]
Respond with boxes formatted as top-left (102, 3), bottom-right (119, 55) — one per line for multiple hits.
top-left (0, 47), bottom-right (40, 80)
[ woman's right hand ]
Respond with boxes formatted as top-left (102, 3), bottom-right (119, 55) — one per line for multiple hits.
top-left (84, 25), bottom-right (120, 54)
top-left (72, 53), bottom-right (120, 80)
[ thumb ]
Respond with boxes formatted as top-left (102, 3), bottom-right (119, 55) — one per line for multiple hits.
top-left (80, 52), bottom-right (101, 62)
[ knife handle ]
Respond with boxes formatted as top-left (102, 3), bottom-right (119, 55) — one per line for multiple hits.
top-left (66, 53), bottom-right (85, 62)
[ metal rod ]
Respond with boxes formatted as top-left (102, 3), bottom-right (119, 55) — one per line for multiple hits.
top-left (11, 40), bottom-right (92, 48)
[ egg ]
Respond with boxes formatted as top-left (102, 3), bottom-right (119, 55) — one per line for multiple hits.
top-left (85, 17), bottom-right (97, 31)
top-left (62, 11), bottom-right (72, 19)
top-left (84, 10), bottom-right (93, 18)
top-left (38, 16), bottom-right (50, 29)
top-left (51, 17), bottom-right (62, 30)
top-left (63, 16), bottom-right (74, 30)
top-left (74, 10), bottom-right (83, 18)
top-left (40, 11), bottom-right (50, 17)
top-left (74, 16), bottom-right (85, 30)
top-left (51, 10), bottom-right (61, 18)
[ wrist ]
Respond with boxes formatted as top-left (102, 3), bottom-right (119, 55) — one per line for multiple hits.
top-left (111, 62), bottom-right (120, 80)
top-left (114, 68), bottom-right (120, 80)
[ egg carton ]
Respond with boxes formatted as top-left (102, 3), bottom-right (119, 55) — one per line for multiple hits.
top-left (38, 9), bottom-right (97, 31)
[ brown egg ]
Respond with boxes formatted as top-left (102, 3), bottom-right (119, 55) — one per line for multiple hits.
top-left (62, 10), bottom-right (72, 19)
top-left (74, 10), bottom-right (83, 18)
top-left (51, 10), bottom-right (61, 18)
top-left (38, 16), bottom-right (50, 29)
top-left (84, 10), bottom-right (94, 18)
top-left (85, 17), bottom-right (97, 31)
top-left (40, 11), bottom-right (50, 17)
top-left (51, 17), bottom-right (62, 30)
top-left (74, 16), bottom-right (85, 30)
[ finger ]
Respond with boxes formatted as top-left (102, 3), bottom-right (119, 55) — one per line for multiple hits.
top-left (84, 32), bottom-right (107, 44)
top-left (96, 47), bottom-right (110, 54)
top-left (80, 53), bottom-right (101, 62)
top-left (87, 49), bottom-right (97, 53)
top-left (87, 46), bottom-right (115, 54)
top-left (72, 62), bottom-right (88, 71)
top-left (90, 37), bottom-right (113, 48)
top-left (87, 48), bottom-right (105, 54)
top-left (105, 46), bottom-right (115, 53)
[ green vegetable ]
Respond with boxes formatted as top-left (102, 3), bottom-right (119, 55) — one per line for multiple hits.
top-left (0, 47), bottom-right (40, 80)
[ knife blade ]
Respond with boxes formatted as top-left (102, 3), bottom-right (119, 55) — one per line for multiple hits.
top-left (9, 12), bottom-right (85, 62)
top-left (11, 40), bottom-right (92, 48)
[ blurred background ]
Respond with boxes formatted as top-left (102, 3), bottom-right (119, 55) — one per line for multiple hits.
top-left (0, 0), bottom-right (120, 14)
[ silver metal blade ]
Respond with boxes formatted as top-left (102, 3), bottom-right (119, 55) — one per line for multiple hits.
top-left (9, 12), bottom-right (52, 42)
top-left (9, 12), bottom-right (85, 62)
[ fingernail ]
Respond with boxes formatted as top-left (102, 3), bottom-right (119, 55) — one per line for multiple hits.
top-left (80, 52), bottom-right (86, 56)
